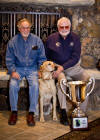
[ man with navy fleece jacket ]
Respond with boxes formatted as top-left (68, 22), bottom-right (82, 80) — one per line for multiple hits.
top-left (45, 17), bottom-right (90, 126)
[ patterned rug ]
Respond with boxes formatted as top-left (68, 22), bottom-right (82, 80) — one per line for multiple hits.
top-left (54, 118), bottom-right (100, 140)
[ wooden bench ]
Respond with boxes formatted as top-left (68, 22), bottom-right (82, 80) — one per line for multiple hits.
top-left (0, 70), bottom-right (29, 110)
top-left (0, 70), bottom-right (28, 88)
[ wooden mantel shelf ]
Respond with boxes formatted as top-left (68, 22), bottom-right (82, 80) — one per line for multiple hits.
top-left (0, 0), bottom-right (95, 6)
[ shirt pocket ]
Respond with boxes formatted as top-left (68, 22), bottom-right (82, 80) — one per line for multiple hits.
top-left (30, 49), bottom-right (38, 59)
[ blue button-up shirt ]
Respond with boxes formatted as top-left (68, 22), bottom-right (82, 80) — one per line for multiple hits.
top-left (45, 32), bottom-right (81, 70)
top-left (6, 33), bottom-right (47, 73)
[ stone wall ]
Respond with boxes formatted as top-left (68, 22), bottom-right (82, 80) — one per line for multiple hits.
top-left (71, 1), bottom-right (100, 68)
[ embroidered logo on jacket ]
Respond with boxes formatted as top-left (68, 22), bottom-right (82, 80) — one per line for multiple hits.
top-left (70, 42), bottom-right (74, 46)
top-left (56, 42), bottom-right (61, 47)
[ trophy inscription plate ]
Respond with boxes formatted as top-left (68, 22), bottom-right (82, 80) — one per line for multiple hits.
top-left (72, 117), bottom-right (88, 130)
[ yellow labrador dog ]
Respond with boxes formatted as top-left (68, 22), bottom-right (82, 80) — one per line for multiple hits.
top-left (39, 61), bottom-right (57, 122)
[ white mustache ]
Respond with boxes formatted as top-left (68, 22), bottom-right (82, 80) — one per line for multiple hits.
top-left (59, 30), bottom-right (70, 36)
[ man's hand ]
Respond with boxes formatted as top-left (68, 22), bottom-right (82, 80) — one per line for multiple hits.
top-left (11, 71), bottom-right (20, 80)
top-left (52, 65), bottom-right (64, 78)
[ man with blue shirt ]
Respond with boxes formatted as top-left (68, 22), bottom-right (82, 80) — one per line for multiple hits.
top-left (6, 18), bottom-right (46, 126)
top-left (45, 17), bottom-right (90, 126)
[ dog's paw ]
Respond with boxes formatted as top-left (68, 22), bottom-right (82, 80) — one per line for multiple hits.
top-left (53, 116), bottom-right (58, 121)
top-left (40, 118), bottom-right (45, 122)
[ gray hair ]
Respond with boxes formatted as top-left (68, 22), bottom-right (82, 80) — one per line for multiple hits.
top-left (57, 17), bottom-right (71, 27)
top-left (17, 18), bottom-right (32, 28)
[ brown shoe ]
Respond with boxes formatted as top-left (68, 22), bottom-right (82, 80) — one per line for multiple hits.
top-left (27, 112), bottom-right (35, 126)
top-left (8, 112), bottom-right (17, 125)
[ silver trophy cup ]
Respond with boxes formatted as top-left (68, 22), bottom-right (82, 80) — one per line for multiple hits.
top-left (60, 77), bottom-right (95, 130)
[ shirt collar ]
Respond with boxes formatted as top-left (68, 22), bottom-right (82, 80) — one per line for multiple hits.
top-left (19, 33), bottom-right (31, 41)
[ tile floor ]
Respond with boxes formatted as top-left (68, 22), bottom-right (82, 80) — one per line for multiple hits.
top-left (0, 110), bottom-right (100, 140)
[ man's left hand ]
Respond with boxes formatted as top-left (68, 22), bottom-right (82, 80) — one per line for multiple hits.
top-left (52, 66), bottom-right (64, 78)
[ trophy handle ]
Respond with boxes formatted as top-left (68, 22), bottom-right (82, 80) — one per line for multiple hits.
top-left (86, 77), bottom-right (95, 98)
top-left (60, 79), bottom-right (72, 100)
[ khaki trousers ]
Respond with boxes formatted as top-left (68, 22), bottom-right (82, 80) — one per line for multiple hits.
top-left (57, 62), bottom-right (90, 112)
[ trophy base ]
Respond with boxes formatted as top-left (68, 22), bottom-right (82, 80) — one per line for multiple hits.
top-left (71, 117), bottom-right (88, 130)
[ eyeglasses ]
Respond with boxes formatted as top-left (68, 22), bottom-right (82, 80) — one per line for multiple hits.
top-left (59, 26), bottom-right (70, 30)
top-left (20, 27), bottom-right (31, 30)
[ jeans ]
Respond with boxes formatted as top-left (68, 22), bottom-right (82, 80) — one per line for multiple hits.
top-left (9, 67), bottom-right (39, 113)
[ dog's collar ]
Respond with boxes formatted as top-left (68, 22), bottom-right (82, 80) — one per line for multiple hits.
top-left (41, 78), bottom-right (54, 80)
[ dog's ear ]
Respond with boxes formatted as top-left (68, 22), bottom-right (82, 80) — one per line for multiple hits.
top-left (40, 61), bottom-right (47, 71)
top-left (39, 65), bottom-right (43, 78)
top-left (40, 65), bottom-right (43, 72)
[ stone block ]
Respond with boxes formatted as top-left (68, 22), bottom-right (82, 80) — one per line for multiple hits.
top-left (81, 55), bottom-right (96, 69)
